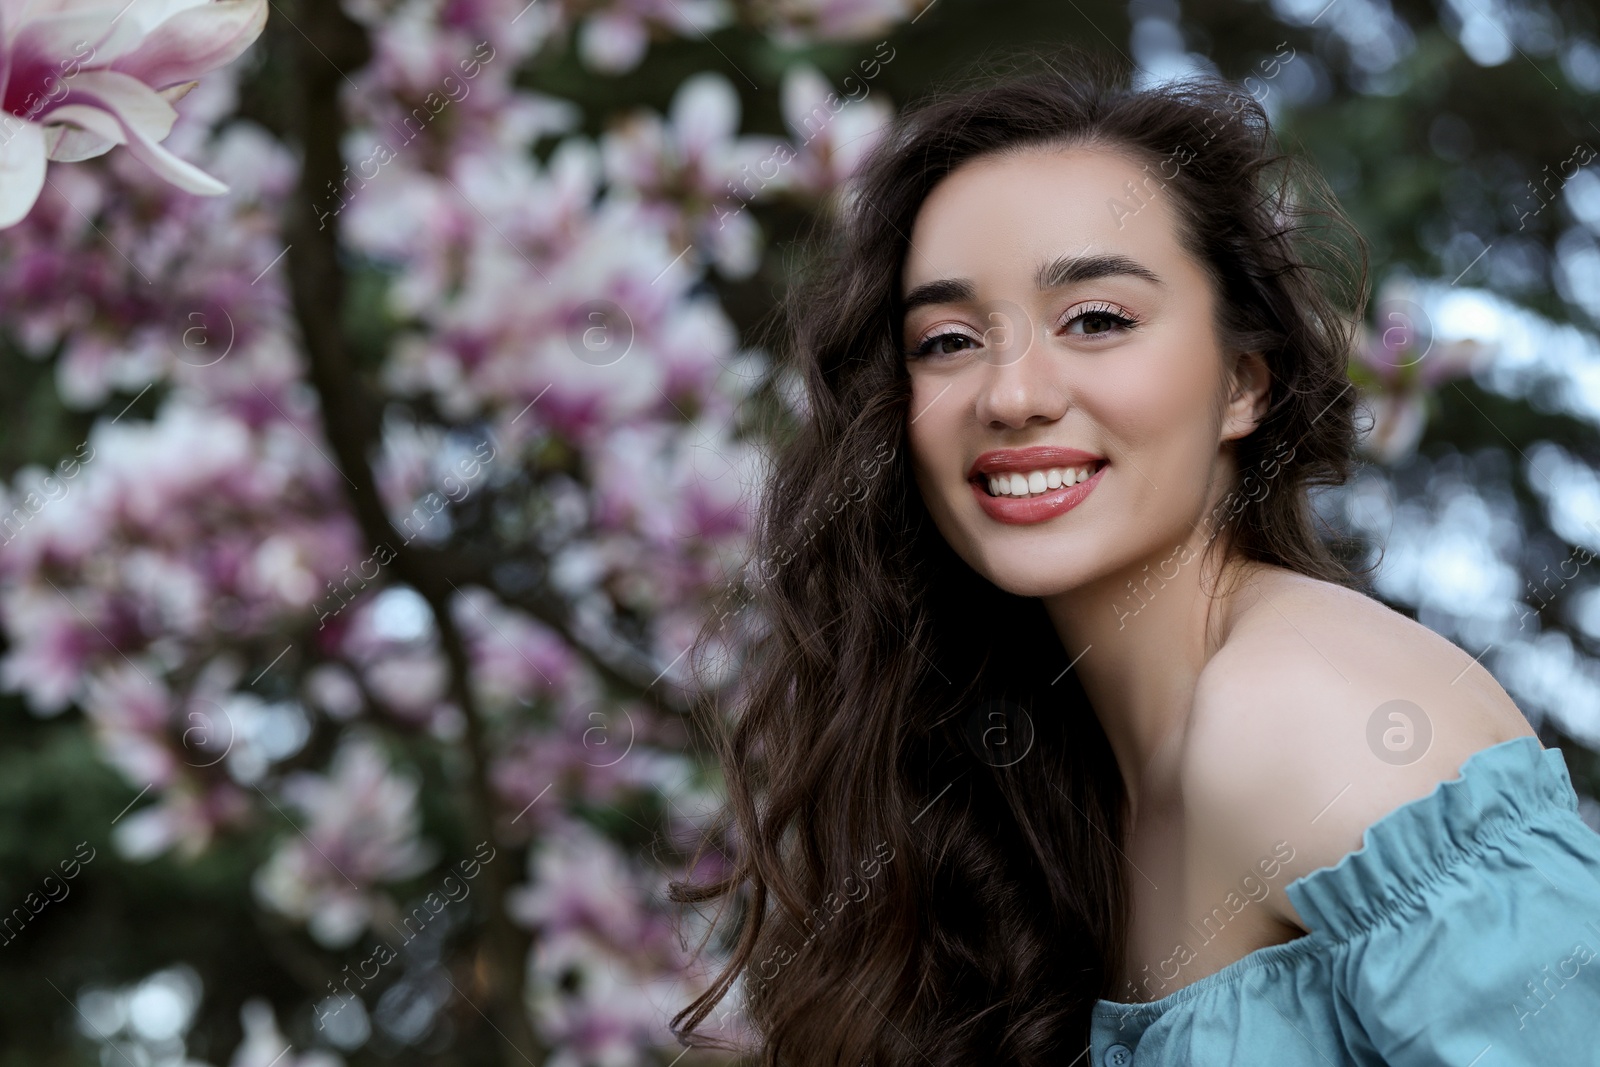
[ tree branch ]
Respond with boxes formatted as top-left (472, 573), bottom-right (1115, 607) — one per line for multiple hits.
top-left (279, 3), bottom-right (542, 1062)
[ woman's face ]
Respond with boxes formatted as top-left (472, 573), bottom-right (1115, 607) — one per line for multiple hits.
top-left (901, 144), bottom-right (1267, 600)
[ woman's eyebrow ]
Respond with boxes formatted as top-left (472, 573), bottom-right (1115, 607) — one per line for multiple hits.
top-left (902, 253), bottom-right (1165, 315)
top-left (1035, 252), bottom-right (1165, 290)
top-left (901, 278), bottom-right (976, 314)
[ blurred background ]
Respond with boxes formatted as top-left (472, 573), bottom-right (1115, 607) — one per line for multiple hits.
top-left (2, 0), bottom-right (1599, 1063)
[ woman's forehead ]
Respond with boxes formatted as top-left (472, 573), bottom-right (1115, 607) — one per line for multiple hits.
top-left (902, 146), bottom-right (1196, 298)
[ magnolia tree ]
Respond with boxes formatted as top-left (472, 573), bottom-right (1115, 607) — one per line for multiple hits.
top-left (3, 1), bottom-right (1571, 1064)
top-left (0, 0), bottom-right (913, 1063)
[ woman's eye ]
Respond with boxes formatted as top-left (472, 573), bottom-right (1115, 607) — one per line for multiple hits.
top-left (906, 330), bottom-right (980, 358)
top-left (1063, 305), bottom-right (1140, 337)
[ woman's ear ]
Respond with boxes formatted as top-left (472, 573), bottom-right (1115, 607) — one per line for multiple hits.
top-left (1221, 350), bottom-right (1271, 442)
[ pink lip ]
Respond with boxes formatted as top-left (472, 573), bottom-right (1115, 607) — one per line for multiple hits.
top-left (967, 446), bottom-right (1106, 479)
top-left (968, 449), bottom-right (1108, 526)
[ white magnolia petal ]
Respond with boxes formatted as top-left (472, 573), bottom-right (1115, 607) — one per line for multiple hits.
top-left (780, 64), bottom-right (834, 142)
top-left (9, 10), bottom-right (148, 73)
top-left (124, 0), bottom-right (212, 36)
top-left (118, 115), bottom-right (227, 194)
top-left (59, 68), bottom-right (179, 141)
top-left (50, 70), bottom-right (224, 195)
top-left (576, 12), bottom-right (648, 74)
top-left (110, 0), bottom-right (267, 90)
top-left (5, 0), bottom-right (136, 16)
top-left (0, 118), bottom-right (47, 228)
top-left (671, 71), bottom-right (740, 158)
top-left (42, 103), bottom-right (125, 162)
top-left (45, 127), bottom-right (117, 162)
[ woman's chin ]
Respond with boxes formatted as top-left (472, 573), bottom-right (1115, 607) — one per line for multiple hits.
top-left (974, 558), bottom-right (1107, 601)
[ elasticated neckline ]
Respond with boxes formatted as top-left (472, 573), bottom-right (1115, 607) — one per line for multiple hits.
top-left (1090, 735), bottom-right (1573, 1025)
top-left (1284, 735), bottom-right (1575, 940)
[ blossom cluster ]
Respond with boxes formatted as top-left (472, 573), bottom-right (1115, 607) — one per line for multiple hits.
top-left (0, 0), bottom-right (919, 1062)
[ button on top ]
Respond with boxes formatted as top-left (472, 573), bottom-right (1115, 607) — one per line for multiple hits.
top-left (1103, 1044), bottom-right (1132, 1067)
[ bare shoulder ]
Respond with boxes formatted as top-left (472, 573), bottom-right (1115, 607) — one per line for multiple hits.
top-left (1179, 564), bottom-right (1536, 930)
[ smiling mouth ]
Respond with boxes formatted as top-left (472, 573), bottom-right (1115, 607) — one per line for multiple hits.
top-left (973, 460), bottom-right (1107, 499)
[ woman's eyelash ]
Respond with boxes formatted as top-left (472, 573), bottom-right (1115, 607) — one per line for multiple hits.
top-left (903, 304), bottom-right (1140, 358)
top-left (905, 329), bottom-right (981, 358)
top-left (1063, 302), bottom-right (1141, 334)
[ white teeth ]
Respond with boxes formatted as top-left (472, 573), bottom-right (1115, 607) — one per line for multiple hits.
top-left (983, 464), bottom-right (1099, 498)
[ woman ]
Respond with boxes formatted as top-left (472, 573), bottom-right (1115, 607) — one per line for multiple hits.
top-left (671, 50), bottom-right (1600, 1065)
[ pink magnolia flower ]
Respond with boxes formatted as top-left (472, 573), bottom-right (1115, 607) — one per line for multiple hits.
top-left (602, 71), bottom-right (787, 277)
top-left (451, 585), bottom-right (578, 708)
top-left (763, 0), bottom-right (926, 41)
top-left (1350, 285), bottom-right (1490, 463)
top-left (575, 0), bottom-right (728, 74)
top-left (0, 0), bottom-right (268, 227)
top-left (112, 778), bottom-right (251, 859)
top-left (253, 735), bottom-right (438, 946)
top-left (509, 819), bottom-right (722, 1065)
top-left (779, 62), bottom-right (893, 197)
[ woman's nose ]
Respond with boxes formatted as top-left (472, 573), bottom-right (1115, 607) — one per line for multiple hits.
top-left (974, 302), bottom-right (1068, 429)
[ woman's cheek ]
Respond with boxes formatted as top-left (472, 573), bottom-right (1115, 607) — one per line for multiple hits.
top-left (912, 365), bottom-right (977, 440)
top-left (1081, 351), bottom-right (1208, 457)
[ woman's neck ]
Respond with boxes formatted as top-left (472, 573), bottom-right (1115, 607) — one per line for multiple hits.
top-left (1043, 530), bottom-right (1261, 807)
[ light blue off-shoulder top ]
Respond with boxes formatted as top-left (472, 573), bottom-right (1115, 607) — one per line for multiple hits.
top-left (1088, 736), bottom-right (1600, 1066)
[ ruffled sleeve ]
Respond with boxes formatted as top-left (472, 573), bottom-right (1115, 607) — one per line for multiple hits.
top-left (1283, 736), bottom-right (1600, 1065)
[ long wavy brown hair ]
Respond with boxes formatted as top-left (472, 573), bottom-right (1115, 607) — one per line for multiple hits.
top-left (670, 46), bottom-right (1369, 1066)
